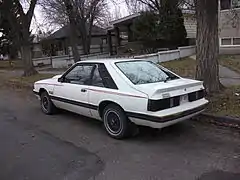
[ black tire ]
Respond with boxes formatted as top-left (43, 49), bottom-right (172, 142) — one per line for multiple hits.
top-left (40, 91), bottom-right (56, 115)
top-left (103, 104), bottom-right (132, 139)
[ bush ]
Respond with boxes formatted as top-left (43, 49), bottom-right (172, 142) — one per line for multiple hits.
top-left (132, 4), bottom-right (187, 49)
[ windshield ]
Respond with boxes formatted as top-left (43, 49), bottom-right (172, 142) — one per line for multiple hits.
top-left (115, 61), bottom-right (179, 85)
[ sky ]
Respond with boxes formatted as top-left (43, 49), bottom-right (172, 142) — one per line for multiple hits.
top-left (31, 0), bottom-right (129, 34)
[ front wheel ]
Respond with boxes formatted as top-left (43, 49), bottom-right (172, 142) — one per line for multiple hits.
top-left (103, 104), bottom-right (132, 139)
top-left (40, 91), bottom-right (57, 115)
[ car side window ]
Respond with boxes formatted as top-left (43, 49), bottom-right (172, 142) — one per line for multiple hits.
top-left (92, 66), bottom-right (104, 87)
top-left (64, 65), bottom-right (94, 85)
top-left (97, 64), bottom-right (118, 89)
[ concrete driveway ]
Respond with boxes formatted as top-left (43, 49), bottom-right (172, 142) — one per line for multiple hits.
top-left (0, 88), bottom-right (240, 180)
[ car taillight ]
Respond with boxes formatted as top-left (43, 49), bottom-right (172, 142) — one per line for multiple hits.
top-left (147, 96), bottom-right (180, 112)
top-left (148, 90), bottom-right (206, 112)
top-left (188, 90), bottom-right (205, 102)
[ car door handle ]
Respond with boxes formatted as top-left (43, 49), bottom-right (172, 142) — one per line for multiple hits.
top-left (81, 89), bottom-right (87, 93)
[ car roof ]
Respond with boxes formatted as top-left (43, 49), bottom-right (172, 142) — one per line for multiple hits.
top-left (76, 58), bottom-right (145, 65)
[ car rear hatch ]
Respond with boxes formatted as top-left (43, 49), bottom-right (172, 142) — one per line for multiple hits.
top-left (135, 78), bottom-right (205, 112)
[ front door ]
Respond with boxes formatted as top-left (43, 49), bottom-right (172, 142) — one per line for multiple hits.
top-left (52, 64), bottom-right (95, 117)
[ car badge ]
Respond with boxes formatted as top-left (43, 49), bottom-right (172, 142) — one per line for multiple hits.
top-left (162, 93), bottom-right (170, 98)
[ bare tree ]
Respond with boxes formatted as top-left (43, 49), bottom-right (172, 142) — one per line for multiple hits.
top-left (63, 0), bottom-right (81, 62)
top-left (0, 0), bottom-right (38, 76)
top-left (39, 0), bottom-right (80, 61)
top-left (195, 0), bottom-right (222, 93)
top-left (72, 0), bottom-right (108, 55)
top-left (40, 0), bottom-right (68, 27)
top-left (125, 0), bottom-right (186, 13)
top-left (40, 0), bottom-right (108, 62)
top-left (125, 0), bottom-right (145, 13)
top-left (95, 7), bottom-right (116, 28)
top-left (126, 0), bottom-right (223, 93)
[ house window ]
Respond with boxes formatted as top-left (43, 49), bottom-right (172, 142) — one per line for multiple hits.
top-left (233, 38), bottom-right (240, 45)
top-left (220, 37), bottom-right (240, 46)
top-left (221, 0), bottom-right (240, 10)
top-left (221, 0), bottom-right (231, 10)
top-left (221, 38), bottom-right (232, 45)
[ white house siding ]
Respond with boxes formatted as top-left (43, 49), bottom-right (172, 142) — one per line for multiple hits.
top-left (68, 44), bottom-right (109, 56)
top-left (182, 9), bottom-right (240, 55)
top-left (184, 16), bottom-right (197, 38)
top-left (32, 43), bottom-right (43, 58)
top-left (220, 46), bottom-right (240, 54)
top-left (219, 8), bottom-right (240, 54)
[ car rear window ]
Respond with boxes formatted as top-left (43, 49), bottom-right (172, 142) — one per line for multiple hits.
top-left (115, 61), bottom-right (179, 85)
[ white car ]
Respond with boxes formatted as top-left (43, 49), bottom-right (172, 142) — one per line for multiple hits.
top-left (33, 59), bottom-right (208, 139)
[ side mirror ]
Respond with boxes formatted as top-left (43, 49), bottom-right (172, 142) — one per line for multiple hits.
top-left (58, 77), bottom-right (64, 82)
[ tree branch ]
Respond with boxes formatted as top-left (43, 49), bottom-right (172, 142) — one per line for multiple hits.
top-left (14, 0), bottom-right (26, 19)
top-left (85, 0), bottom-right (100, 20)
top-left (137, 0), bottom-right (158, 11)
top-left (26, 0), bottom-right (37, 26)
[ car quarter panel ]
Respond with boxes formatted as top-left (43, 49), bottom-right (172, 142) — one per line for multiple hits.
top-left (88, 86), bottom-right (148, 120)
top-left (87, 62), bottom-right (149, 120)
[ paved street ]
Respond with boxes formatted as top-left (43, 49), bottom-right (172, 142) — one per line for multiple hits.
top-left (0, 88), bottom-right (240, 180)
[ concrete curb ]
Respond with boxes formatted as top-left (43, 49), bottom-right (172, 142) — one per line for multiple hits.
top-left (199, 113), bottom-right (240, 129)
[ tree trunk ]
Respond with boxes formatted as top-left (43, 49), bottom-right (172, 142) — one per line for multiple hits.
top-left (79, 21), bottom-right (89, 55)
top-left (21, 44), bottom-right (37, 76)
top-left (87, 18), bottom-right (94, 54)
top-left (69, 24), bottom-right (81, 62)
top-left (195, 0), bottom-right (222, 93)
top-left (20, 28), bottom-right (37, 77)
top-left (64, 0), bottom-right (80, 62)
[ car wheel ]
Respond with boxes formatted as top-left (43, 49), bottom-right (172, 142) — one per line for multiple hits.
top-left (103, 104), bottom-right (131, 139)
top-left (40, 91), bottom-right (56, 115)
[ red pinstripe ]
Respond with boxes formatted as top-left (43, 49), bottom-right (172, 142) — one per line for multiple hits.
top-left (36, 83), bottom-right (146, 99)
top-left (35, 83), bottom-right (63, 87)
top-left (87, 88), bottom-right (147, 99)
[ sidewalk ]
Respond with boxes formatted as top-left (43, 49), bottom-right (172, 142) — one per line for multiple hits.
top-left (190, 55), bottom-right (240, 86)
top-left (219, 65), bottom-right (240, 86)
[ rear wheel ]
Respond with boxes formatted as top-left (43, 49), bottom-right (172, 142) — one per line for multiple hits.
top-left (103, 104), bottom-right (132, 139)
top-left (40, 91), bottom-right (56, 115)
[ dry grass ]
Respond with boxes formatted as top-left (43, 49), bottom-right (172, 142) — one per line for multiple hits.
top-left (0, 60), bottom-right (23, 69)
top-left (219, 55), bottom-right (240, 74)
top-left (207, 85), bottom-right (240, 117)
top-left (160, 57), bottom-right (240, 117)
top-left (1, 57), bottom-right (240, 117)
top-left (160, 57), bottom-right (196, 78)
top-left (7, 73), bottom-right (55, 88)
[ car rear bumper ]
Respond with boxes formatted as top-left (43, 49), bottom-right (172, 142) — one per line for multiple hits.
top-left (127, 101), bottom-right (208, 129)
